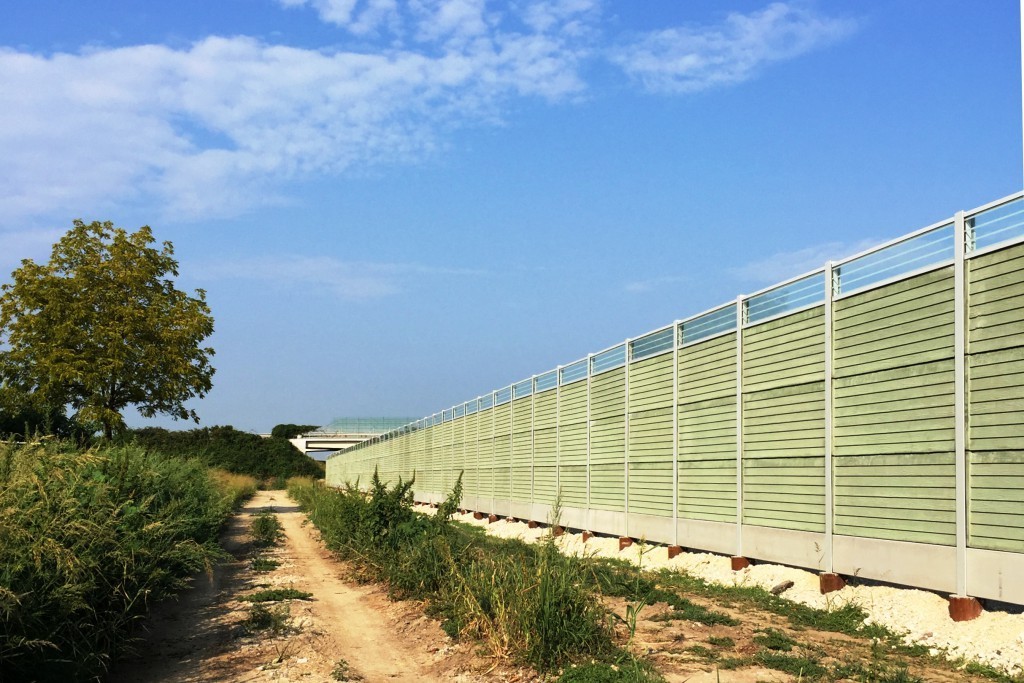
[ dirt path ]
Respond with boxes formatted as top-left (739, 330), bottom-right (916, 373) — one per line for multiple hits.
top-left (112, 491), bottom-right (513, 683)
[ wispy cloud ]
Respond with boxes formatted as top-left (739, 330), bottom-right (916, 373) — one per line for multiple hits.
top-left (0, 2), bottom-right (596, 228)
top-left (609, 2), bottom-right (858, 94)
top-left (729, 238), bottom-right (876, 284)
top-left (624, 274), bottom-right (688, 294)
top-left (0, 1), bottom-right (859, 228)
top-left (201, 255), bottom-right (486, 300)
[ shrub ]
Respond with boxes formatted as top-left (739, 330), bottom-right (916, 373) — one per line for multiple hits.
top-left (0, 441), bottom-right (245, 681)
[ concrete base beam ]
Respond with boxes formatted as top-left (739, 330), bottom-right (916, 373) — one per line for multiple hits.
top-left (948, 595), bottom-right (983, 622)
top-left (731, 556), bottom-right (750, 571)
top-left (819, 573), bottom-right (846, 594)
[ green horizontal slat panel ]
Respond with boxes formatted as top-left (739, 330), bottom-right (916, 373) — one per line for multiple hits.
top-left (512, 431), bottom-right (532, 503)
top-left (534, 465), bottom-right (557, 506)
top-left (591, 367), bottom-right (625, 419)
top-left (834, 453), bottom-right (956, 545)
top-left (534, 390), bottom-right (557, 430)
top-left (743, 382), bottom-right (825, 458)
top-left (743, 307), bottom-right (825, 392)
top-left (462, 413), bottom-right (477, 497)
top-left (680, 333), bottom-right (736, 402)
top-left (834, 360), bottom-right (954, 455)
top-left (743, 456), bottom-right (825, 532)
top-left (967, 242), bottom-right (1024, 552)
top-left (535, 426), bottom-right (556, 467)
top-left (559, 382), bottom-right (587, 424)
top-left (678, 459), bottom-right (736, 522)
top-left (834, 267), bottom-right (954, 378)
top-left (968, 241), bottom-right (1024, 354)
top-left (678, 333), bottom-right (738, 523)
top-left (629, 353), bottom-right (673, 412)
top-left (559, 465), bottom-right (587, 507)
top-left (590, 463), bottom-right (624, 511)
top-left (590, 416), bottom-right (624, 465)
top-left (969, 452), bottom-right (1024, 552)
top-left (628, 406), bottom-right (673, 516)
top-left (558, 422), bottom-right (587, 467)
top-left (513, 396), bottom-right (532, 430)
top-left (494, 403), bottom-right (511, 437)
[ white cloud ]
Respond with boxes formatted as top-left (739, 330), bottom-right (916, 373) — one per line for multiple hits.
top-left (624, 274), bottom-right (688, 294)
top-left (729, 238), bottom-right (876, 284)
top-left (0, 4), bottom-right (594, 228)
top-left (0, 1), bottom-right (859, 229)
top-left (610, 2), bottom-right (858, 94)
top-left (201, 255), bottom-right (485, 300)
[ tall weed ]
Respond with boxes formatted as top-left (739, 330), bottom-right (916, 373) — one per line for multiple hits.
top-left (289, 472), bottom-right (613, 673)
top-left (0, 441), bottom-right (248, 681)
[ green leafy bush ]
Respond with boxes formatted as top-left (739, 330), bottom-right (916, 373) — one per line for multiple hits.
top-left (126, 425), bottom-right (324, 480)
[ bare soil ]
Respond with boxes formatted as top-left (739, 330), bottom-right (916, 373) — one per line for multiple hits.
top-left (111, 491), bottom-right (533, 683)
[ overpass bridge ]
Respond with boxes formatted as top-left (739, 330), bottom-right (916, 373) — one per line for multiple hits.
top-left (291, 417), bottom-right (418, 459)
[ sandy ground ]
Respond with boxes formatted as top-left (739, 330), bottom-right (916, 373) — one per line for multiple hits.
top-left (111, 491), bottom-right (531, 683)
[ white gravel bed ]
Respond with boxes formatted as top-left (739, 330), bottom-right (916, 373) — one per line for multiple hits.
top-left (431, 506), bottom-right (1024, 677)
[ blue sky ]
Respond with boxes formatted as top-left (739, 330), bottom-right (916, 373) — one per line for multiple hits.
top-left (1, 1), bottom-right (1021, 432)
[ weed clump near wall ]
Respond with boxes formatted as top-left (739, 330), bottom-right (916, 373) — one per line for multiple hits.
top-left (289, 473), bottom-right (615, 674)
top-left (0, 442), bottom-right (256, 681)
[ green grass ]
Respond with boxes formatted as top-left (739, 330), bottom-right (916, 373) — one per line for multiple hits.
top-left (706, 636), bottom-right (734, 648)
top-left (243, 603), bottom-right (293, 635)
top-left (240, 588), bottom-right (313, 602)
top-left (251, 556), bottom-right (280, 573)
top-left (250, 510), bottom-right (282, 546)
top-left (289, 474), bottom-right (621, 674)
top-left (0, 441), bottom-right (249, 681)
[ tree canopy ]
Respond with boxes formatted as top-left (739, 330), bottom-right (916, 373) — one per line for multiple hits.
top-left (0, 220), bottom-right (215, 439)
top-left (270, 423), bottom-right (319, 439)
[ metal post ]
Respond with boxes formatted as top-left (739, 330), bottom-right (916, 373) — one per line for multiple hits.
top-left (672, 321), bottom-right (681, 547)
top-left (586, 354), bottom-right (594, 531)
top-left (954, 210), bottom-right (968, 597)
top-left (624, 340), bottom-right (631, 539)
top-left (556, 366), bottom-right (562, 499)
top-left (824, 263), bottom-right (835, 572)
top-left (735, 296), bottom-right (745, 557)
top-left (531, 375), bottom-right (537, 508)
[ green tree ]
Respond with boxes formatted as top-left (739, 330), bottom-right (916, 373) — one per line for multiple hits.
top-left (270, 423), bottom-right (319, 439)
top-left (0, 220), bottom-right (215, 440)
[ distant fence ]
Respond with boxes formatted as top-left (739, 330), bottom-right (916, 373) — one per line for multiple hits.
top-left (327, 191), bottom-right (1024, 605)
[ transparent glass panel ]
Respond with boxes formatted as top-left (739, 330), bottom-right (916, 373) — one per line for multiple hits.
top-left (535, 370), bottom-right (558, 392)
top-left (513, 379), bottom-right (533, 398)
top-left (592, 344), bottom-right (626, 374)
top-left (480, 394), bottom-right (494, 410)
top-left (466, 400), bottom-right (478, 415)
top-left (745, 272), bottom-right (825, 324)
top-left (443, 408), bottom-right (453, 422)
top-left (631, 328), bottom-right (674, 361)
top-left (971, 197), bottom-right (1024, 251)
top-left (680, 303), bottom-right (736, 345)
top-left (454, 404), bottom-right (465, 418)
top-left (496, 387), bottom-right (512, 405)
top-left (560, 359), bottom-right (588, 385)
top-left (836, 223), bottom-right (953, 295)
